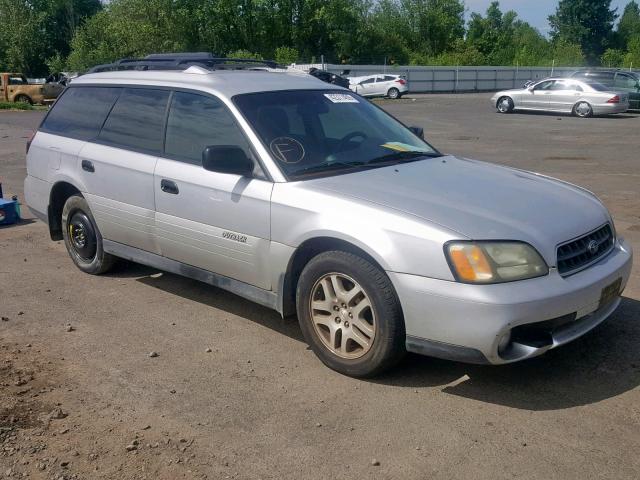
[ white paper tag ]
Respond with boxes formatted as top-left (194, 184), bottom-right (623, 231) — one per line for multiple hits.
top-left (324, 93), bottom-right (359, 103)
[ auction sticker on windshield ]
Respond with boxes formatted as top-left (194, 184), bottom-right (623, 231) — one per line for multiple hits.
top-left (324, 93), bottom-right (359, 103)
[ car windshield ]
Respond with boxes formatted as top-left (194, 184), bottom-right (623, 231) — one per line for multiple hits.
top-left (233, 90), bottom-right (439, 180)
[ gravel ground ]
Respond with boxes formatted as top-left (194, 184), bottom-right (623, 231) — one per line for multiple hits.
top-left (0, 94), bottom-right (639, 480)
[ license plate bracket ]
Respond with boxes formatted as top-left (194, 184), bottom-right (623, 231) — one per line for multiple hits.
top-left (599, 278), bottom-right (622, 309)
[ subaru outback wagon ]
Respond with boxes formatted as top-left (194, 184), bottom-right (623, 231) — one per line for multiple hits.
top-left (25, 55), bottom-right (633, 377)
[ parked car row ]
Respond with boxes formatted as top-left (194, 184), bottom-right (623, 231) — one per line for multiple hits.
top-left (493, 69), bottom-right (640, 117)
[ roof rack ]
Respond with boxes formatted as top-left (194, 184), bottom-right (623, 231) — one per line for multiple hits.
top-left (87, 52), bottom-right (282, 73)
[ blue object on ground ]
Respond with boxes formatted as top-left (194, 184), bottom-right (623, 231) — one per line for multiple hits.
top-left (0, 197), bottom-right (19, 225)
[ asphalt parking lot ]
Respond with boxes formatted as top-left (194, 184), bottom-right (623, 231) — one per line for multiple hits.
top-left (1, 94), bottom-right (639, 479)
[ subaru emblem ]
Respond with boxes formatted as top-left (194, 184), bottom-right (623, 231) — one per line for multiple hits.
top-left (587, 240), bottom-right (599, 255)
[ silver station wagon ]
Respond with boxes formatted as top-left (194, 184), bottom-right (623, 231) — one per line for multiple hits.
top-left (25, 54), bottom-right (633, 377)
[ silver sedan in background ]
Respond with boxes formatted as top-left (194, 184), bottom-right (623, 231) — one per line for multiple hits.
top-left (491, 78), bottom-right (629, 117)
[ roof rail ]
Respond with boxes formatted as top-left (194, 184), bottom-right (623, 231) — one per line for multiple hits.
top-left (87, 53), bottom-right (282, 73)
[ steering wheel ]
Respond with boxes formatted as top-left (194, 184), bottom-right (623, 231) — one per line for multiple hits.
top-left (336, 131), bottom-right (368, 153)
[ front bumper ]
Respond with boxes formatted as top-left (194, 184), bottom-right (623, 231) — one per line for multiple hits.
top-left (390, 237), bottom-right (633, 364)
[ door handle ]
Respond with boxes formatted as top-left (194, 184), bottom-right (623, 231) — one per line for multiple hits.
top-left (81, 160), bottom-right (94, 172)
top-left (160, 179), bottom-right (179, 195)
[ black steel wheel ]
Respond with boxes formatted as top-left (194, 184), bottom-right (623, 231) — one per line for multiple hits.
top-left (61, 195), bottom-right (115, 274)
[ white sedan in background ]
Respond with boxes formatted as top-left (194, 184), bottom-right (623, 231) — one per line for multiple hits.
top-left (349, 74), bottom-right (408, 99)
top-left (491, 78), bottom-right (629, 117)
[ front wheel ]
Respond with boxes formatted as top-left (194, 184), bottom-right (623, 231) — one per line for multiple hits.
top-left (296, 251), bottom-right (405, 377)
top-left (14, 95), bottom-right (32, 105)
top-left (496, 96), bottom-right (514, 113)
top-left (387, 87), bottom-right (400, 99)
top-left (573, 101), bottom-right (593, 118)
top-left (62, 195), bottom-right (115, 274)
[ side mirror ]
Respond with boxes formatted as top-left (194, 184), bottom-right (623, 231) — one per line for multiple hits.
top-left (202, 145), bottom-right (254, 177)
top-left (408, 126), bottom-right (424, 139)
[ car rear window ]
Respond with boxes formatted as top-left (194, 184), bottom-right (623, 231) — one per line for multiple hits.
top-left (40, 87), bottom-right (121, 141)
top-left (98, 88), bottom-right (170, 154)
top-left (586, 82), bottom-right (610, 91)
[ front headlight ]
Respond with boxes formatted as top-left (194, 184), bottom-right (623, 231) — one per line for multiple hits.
top-left (445, 241), bottom-right (548, 284)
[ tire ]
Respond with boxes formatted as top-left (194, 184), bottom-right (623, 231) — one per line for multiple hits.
top-left (61, 195), bottom-right (115, 274)
top-left (296, 251), bottom-right (405, 377)
top-left (14, 94), bottom-right (32, 105)
top-left (573, 101), bottom-right (593, 118)
top-left (496, 96), bottom-right (514, 113)
top-left (387, 87), bottom-right (400, 99)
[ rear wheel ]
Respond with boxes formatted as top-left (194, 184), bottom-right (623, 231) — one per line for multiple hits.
top-left (497, 96), bottom-right (514, 113)
top-left (14, 94), bottom-right (32, 105)
top-left (296, 251), bottom-right (405, 377)
top-left (573, 101), bottom-right (593, 118)
top-left (62, 195), bottom-right (115, 274)
top-left (387, 87), bottom-right (400, 99)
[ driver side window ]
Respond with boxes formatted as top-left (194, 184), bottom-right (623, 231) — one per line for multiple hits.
top-left (164, 91), bottom-right (262, 176)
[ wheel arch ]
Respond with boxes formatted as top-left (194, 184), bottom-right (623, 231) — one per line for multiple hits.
top-left (13, 93), bottom-right (33, 104)
top-left (279, 236), bottom-right (391, 317)
top-left (48, 181), bottom-right (82, 240)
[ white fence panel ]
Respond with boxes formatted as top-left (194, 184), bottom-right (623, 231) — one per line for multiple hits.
top-left (292, 64), bottom-right (639, 93)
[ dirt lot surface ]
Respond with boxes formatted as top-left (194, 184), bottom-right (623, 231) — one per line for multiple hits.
top-left (1, 95), bottom-right (639, 480)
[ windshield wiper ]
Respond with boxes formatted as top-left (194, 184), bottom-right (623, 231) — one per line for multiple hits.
top-left (292, 151), bottom-right (442, 178)
top-left (293, 160), bottom-right (367, 177)
top-left (366, 150), bottom-right (442, 166)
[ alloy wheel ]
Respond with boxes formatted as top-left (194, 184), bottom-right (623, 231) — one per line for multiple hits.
top-left (498, 97), bottom-right (512, 113)
top-left (309, 273), bottom-right (376, 359)
top-left (575, 102), bottom-right (592, 117)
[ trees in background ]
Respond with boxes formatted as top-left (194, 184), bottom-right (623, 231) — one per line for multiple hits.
top-left (549, 0), bottom-right (617, 64)
top-left (0, 0), bottom-right (100, 75)
top-left (2, 0), bottom-right (640, 76)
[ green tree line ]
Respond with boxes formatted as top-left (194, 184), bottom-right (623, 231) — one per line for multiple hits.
top-left (1, 0), bottom-right (640, 76)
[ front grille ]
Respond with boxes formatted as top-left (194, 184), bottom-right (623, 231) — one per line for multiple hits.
top-left (557, 224), bottom-right (614, 275)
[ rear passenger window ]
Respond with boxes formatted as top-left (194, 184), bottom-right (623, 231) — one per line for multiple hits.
top-left (164, 91), bottom-right (253, 165)
top-left (41, 87), bottom-right (120, 141)
top-left (98, 88), bottom-right (169, 154)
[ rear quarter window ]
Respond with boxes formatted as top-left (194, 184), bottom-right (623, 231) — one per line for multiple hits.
top-left (98, 88), bottom-right (170, 154)
top-left (40, 87), bottom-right (121, 141)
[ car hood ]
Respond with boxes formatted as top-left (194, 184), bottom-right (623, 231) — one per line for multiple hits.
top-left (493, 88), bottom-right (524, 96)
top-left (305, 155), bottom-right (610, 265)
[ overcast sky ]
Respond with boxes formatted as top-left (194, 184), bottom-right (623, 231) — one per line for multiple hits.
top-left (465, 0), bottom-right (630, 35)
